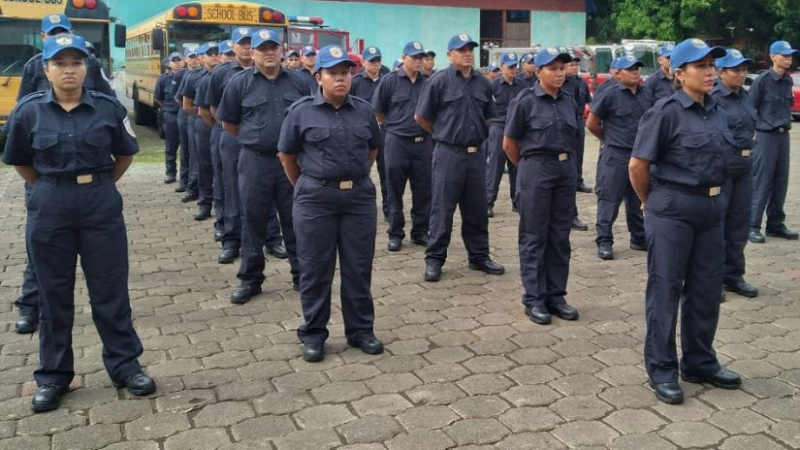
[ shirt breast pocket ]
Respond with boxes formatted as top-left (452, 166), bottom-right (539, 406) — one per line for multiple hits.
top-left (84, 131), bottom-right (114, 167)
top-left (283, 93), bottom-right (302, 109)
top-left (679, 133), bottom-right (725, 183)
top-left (32, 133), bottom-right (61, 168)
top-left (526, 117), bottom-right (554, 148)
top-left (390, 92), bottom-right (410, 107)
top-left (242, 96), bottom-right (268, 126)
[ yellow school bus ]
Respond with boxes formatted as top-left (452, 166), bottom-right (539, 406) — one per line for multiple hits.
top-left (123, 1), bottom-right (289, 125)
top-left (0, 0), bottom-right (118, 127)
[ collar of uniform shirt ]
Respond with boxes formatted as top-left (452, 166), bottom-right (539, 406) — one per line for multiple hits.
top-left (769, 68), bottom-right (791, 81)
top-left (44, 88), bottom-right (96, 109)
top-left (532, 81), bottom-right (564, 99)
top-left (312, 89), bottom-right (356, 108)
top-left (252, 65), bottom-right (288, 80)
top-left (447, 64), bottom-right (477, 79)
top-left (713, 81), bottom-right (739, 97)
top-left (674, 89), bottom-right (716, 111)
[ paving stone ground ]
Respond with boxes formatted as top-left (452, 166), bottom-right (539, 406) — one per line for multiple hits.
top-left (1, 129), bottom-right (799, 450)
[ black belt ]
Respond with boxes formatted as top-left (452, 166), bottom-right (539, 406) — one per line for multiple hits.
top-left (245, 147), bottom-right (278, 158)
top-left (303, 174), bottom-right (368, 190)
top-left (734, 148), bottom-right (752, 157)
top-left (437, 142), bottom-right (481, 153)
top-left (522, 152), bottom-right (570, 161)
top-left (655, 180), bottom-right (721, 197)
top-left (395, 134), bottom-right (427, 143)
top-left (39, 172), bottom-right (112, 185)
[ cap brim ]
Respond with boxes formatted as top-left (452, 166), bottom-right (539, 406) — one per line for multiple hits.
top-left (364, 55), bottom-right (382, 61)
top-left (317, 60), bottom-right (357, 71)
top-left (774, 49), bottom-right (800, 55)
top-left (619, 61), bottom-right (644, 69)
top-left (426, 51), bottom-right (436, 57)
top-left (449, 41), bottom-right (478, 51)
top-left (405, 50), bottom-right (426, 57)
top-left (45, 46), bottom-right (89, 61)
top-left (254, 39), bottom-right (281, 48)
top-left (503, 62), bottom-right (518, 67)
top-left (44, 25), bottom-right (71, 34)
top-left (536, 53), bottom-right (572, 68)
top-left (233, 36), bottom-right (252, 44)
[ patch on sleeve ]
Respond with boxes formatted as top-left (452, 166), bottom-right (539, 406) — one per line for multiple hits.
top-left (123, 116), bottom-right (137, 138)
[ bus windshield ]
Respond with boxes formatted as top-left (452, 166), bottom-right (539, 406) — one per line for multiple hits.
top-left (168, 22), bottom-right (284, 54)
top-left (0, 19), bottom-right (40, 76)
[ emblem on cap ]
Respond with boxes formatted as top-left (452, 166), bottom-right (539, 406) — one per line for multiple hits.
top-left (509, 52), bottom-right (516, 59)
top-left (239, 28), bottom-right (249, 35)
top-left (547, 47), bottom-right (558, 55)
top-left (259, 30), bottom-right (270, 39)
top-left (413, 42), bottom-right (421, 50)
top-left (459, 34), bottom-right (468, 42)
top-left (56, 35), bottom-right (73, 46)
top-left (330, 47), bottom-right (343, 58)
top-left (784, 41), bottom-right (792, 49)
top-left (209, 42), bottom-right (217, 47)
top-left (50, 14), bottom-right (61, 24)
top-left (691, 38), bottom-right (706, 48)
top-left (731, 49), bottom-right (742, 58)
top-left (368, 47), bottom-right (376, 54)
top-left (666, 43), bottom-right (674, 50)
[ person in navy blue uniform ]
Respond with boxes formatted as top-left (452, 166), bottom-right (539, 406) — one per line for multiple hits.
top-left (284, 49), bottom-right (300, 70)
top-left (174, 46), bottom-right (199, 194)
top-left (176, 48), bottom-right (207, 203)
top-left (422, 50), bottom-right (436, 76)
top-left (3, 34), bottom-right (156, 413)
top-left (278, 45), bottom-right (384, 362)
top-left (154, 52), bottom-right (185, 184)
top-left (351, 45), bottom-right (390, 220)
top-left (217, 29), bottom-right (306, 305)
top-left (297, 46), bottom-right (319, 95)
top-left (564, 48), bottom-right (593, 195)
top-left (748, 40), bottom-right (800, 243)
top-left (183, 42), bottom-right (220, 221)
top-left (586, 56), bottom-right (652, 260)
top-left (515, 53), bottom-right (537, 88)
top-left (503, 47), bottom-right (581, 326)
top-left (643, 44), bottom-right (675, 101)
top-left (485, 52), bottom-right (524, 218)
top-left (415, 33), bottom-right (505, 282)
top-left (373, 41), bottom-right (432, 251)
top-left (630, 38), bottom-right (742, 405)
top-left (592, 58), bottom-right (621, 100)
top-left (711, 49), bottom-right (760, 299)
top-left (486, 63), bottom-right (500, 81)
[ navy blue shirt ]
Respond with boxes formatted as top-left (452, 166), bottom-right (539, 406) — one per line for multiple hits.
top-left (207, 59), bottom-right (250, 110)
top-left (372, 68), bottom-right (427, 136)
top-left (3, 89), bottom-right (139, 175)
top-left (175, 67), bottom-right (202, 104)
top-left (17, 54), bottom-right (114, 100)
top-left (504, 83), bottom-right (579, 156)
top-left (563, 75), bottom-right (592, 116)
top-left (750, 69), bottom-right (794, 131)
top-left (350, 70), bottom-right (384, 103)
top-left (194, 71), bottom-right (214, 109)
top-left (295, 67), bottom-right (318, 95)
top-left (590, 81), bottom-right (654, 151)
top-left (515, 71), bottom-right (538, 89)
top-left (154, 70), bottom-right (183, 114)
top-left (711, 83), bottom-right (756, 150)
top-left (178, 67), bottom-right (208, 105)
top-left (633, 90), bottom-right (733, 187)
top-left (217, 67), bottom-right (307, 154)
top-left (642, 70), bottom-right (674, 101)
top-left (415, 65), bottom-right (497, 146)
top-left (279, 91), bottom-right (382, 180)
top-left (489, 75), bottom-right (526, 124)
top-left (592, 77), bottom-right (618, 100)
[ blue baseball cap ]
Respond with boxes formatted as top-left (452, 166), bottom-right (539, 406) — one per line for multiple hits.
top-left (168, 52), bottom-right (183, 61)
top-left (402, 41), bottom-right (426, 57)
top-left (184, 46), bottom-right (198, 57)
top-left (534, 46), bottom-right (572, 68)
top-left (284, 49), bottom-right (299, 59)
top-left (660, 43), bottom-right (675, 58)
top-left (520, 53), bottom-right (534, 65)
top-left (314, 45), bottom-right (355, 72)
top-left (609, 57), bottom-right (620, 70)
top-left (42, 33), bottom-right (88, 62)
top-left (41, 14), bottom-right (72, 34)
top-left (716, 48), bottom-right (754, 69)
top-left (447, 33), bottom-right (478, 51)
top-left (616, 55), bottom-right (644, 70)
top-left (219, 40), bottom-right (233, 54)
top-left (769, 40), bottom-right (799, 56)
top-left (487, 63), bottom-right (499, 72)
top-left (301, 46), bottom-right (317, 57)
top-left (393, 58), bottom-right (404, 69)
top-left (197, 41), bottom-right (219, 55)
top-left (251, 29), bottom-right (281, 49)
top-left (500, 52), bottom-right (519, 67)
top-left (231, 26), bottom-right (253, 44)
top-left (669, 38), bottom-right (726, 72)
top-left (361, 46), bottom-right (382, 61)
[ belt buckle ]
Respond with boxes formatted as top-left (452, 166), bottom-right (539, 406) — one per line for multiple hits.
top-left (558, 153), bottom-right (569, 161)
top-left (414, 136), bottom-right (424, 143)
top-left (709, 186), bottom-right (721, 197)
top-left (76, 174), bottom-right (93, 185)
top-left (778, 127), bottom-right (786, 133)
top-left (741, 149), bottom-right (751, 157)
top-left (339, 180), bottom-right (354, 190)
top-left (467, 146), bottom-right (478, 153)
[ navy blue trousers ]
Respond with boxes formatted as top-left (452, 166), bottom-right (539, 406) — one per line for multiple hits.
top-left (575, 119), bottom-right (586, 184)
top-left (377, 127), bottom-right (389, 219)
top-left (485, 123), bottom-right (517, 209)
top-left (426, 143), bottom-right (491, 267)
top-left (237, 150), bottom-right (299, 286)
top-left (644, 185), bottom-right (724, 383)
top-left (594, 147), bottom-right (645, 247)
top-left (15, 182), bottom-right (40, 316)
top-left (194, 117), bottom-right (214, 207)
top-left (384, 132), bottom-right (432, 240)
top-left (163, 111), bottom-right (179, 177)
top-left (27, 177), bottom-right (143, 386)
top-left (210, 125), bottom-right (225, 234)
top-left (294, 175), bottom-right (376, 343)
top-left (725, 158), bottom-right (753, 285)
top-left (177, 109), bottom-right (192, 189)
top-left (517, 157), bottom-right (576, 309)
top-left (185, 112), bottom-right (199, 194)
top-left (219, 132), bottom-right (241, 250)
top-left (750, 130), bottom-right (790, 232)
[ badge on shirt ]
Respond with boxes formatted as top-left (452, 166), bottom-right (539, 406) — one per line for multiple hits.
top-left (123, 116), bottom-right (136, 138)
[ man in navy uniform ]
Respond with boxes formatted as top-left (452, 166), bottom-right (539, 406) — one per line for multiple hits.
top-left (564, 48), bottom-right (593, 194)
top-left (748, 40), bottom-right (800, 243)
top-left (422, 50), bottom-right (436, 76)
top-left (515, 53), bottom-right (537, 88)
top-left (373, 41), bottom-right (432, 251)
top-left (176, 47), bottom-right (208, 203)
top-left (586, 56), bottom-right (652, 260)
top-left (284, 49), bottom-right (301, 69)
top-left (278, 45), bottom-right (384, 362)
top-left (174, 46), bottom-right (199, 194)
top-left (643, 44), bottom-right (675, 101)
top-left (218, 29), bottom-right (307, 304)
top-left (154, 52), bottom-right (185, 184)
top-left (485, 52), bottom-right (524, 218)
top-left (415, 33), bottom-right (505, 282)
top-left (297, 46), bottom-right (319, 94)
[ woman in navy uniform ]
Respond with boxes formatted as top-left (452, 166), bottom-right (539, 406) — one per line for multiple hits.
top-left (630, 38), bottom-right (741, 404)
top-left (278, 45), bottom-right (384, 363)
top-left (503, 47), bottom-right (581, 326)
top-left (3, 34), bottom-right (155, 413)
top-left (712, 50), bottom-right (759, 299)
top-left (154, 52), bottom-right (185, 184)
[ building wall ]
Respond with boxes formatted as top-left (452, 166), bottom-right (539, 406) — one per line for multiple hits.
top-left (531, 11), bottom-right (587, 47)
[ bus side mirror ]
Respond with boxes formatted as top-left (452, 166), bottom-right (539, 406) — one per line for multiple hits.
top-left (152, 28), bottom-right (165, 51)
top-left (114, 24), bottom-right (127, 48)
